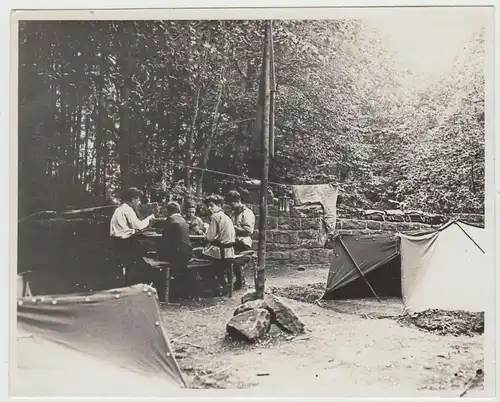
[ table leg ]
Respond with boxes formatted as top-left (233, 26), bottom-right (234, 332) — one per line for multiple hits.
top-left (156, 266), bottom-right (167, 303)
top-left (227, 261), bottom-right (234, 298)
top-left (123, 266), bottom-right (129, 287)
top-left (164, 266), bottom-right (171, 304)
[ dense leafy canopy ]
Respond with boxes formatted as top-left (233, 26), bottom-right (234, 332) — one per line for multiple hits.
top-left (18, 20), bottom-right (485, 217)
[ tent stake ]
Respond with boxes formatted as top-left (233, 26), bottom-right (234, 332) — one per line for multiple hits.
top-left (338, 238), bottom-right (382, 303)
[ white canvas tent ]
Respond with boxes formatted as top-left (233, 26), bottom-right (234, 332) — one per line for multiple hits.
top-left (399, 220), bottom-right (487, 313)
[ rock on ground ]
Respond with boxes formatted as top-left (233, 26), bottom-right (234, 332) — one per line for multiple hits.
top-left (264, 293), bottom-right (306, 335)
top-left (233, 299), bottom-right (269, 316)
top-left (226, 308), bottom-right (271, 342)
top-left (241, 289), bottom-right (260, 304)
top-left (239, 288), bottom-right (307, 335)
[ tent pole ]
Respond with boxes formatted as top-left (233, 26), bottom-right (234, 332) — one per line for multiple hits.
top-left (454, 222), bottom-right (485, 254)
top-left (338, 238), bottom-right (382, 303)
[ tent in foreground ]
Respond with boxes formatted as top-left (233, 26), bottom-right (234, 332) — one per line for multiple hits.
top-left (13, 284), bottom-right (186, 397)
top-left (399, 220), bottom-right (487, 313)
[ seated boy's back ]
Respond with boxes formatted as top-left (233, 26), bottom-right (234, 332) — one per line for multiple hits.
top-left (159, 202), bottom-right (192, 266)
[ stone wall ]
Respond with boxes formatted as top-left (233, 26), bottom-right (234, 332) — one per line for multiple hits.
top-left (244, 204), bottom-right (485, 267)
top-left (244, 204), bottom-right (329, 266)
top-left (455, 213), bottom-right (485, 226)
top-left (335, 218), bottom-right (431, 235)
top-left (337, 207), bottom-right (485, 227)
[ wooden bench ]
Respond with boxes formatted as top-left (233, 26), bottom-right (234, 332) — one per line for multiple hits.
top-left (142, 257), bottom-right (230, 303)
top-left (17, 272), bottom-right (33, 298)
top-left (141, 250), bottom-right (256, 304)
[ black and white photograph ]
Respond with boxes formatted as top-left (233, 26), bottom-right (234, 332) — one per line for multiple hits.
top-left (11, 5), bottom-right (495, 398)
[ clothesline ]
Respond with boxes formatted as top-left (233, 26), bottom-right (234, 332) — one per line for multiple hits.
top-left (177, 164), bottom-right (340, 189)
top-left (128, 154), bottom-right (339, 189)
top-left (176, 163), bottom-right (291, 188)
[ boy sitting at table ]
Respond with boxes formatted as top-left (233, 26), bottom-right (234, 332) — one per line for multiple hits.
top-left (185, 203), bottom-right (207, 235)
top-left (158, 201), bottom-right (194, 298)
top-left (192, 194), bottom-right (236, 294)
top-left (109, 187), bottom-right (156, 283)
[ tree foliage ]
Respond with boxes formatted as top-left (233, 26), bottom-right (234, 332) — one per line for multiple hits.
top-left (17, 20), bottom-right (485, 217)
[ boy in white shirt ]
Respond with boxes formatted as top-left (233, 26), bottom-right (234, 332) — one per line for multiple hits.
top-left (226, 190), bottom-right (255, 290)
top-left (192, 195), bottom-right (236, 295)
top-left (110, 187), bottom-right (155, 282)
top-left (110, 187), bottom-right (155, 239)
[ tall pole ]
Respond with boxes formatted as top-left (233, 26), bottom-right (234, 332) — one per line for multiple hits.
top-left (255, 20), bottom-right (272, 299)
top-left (269, 20), bottom-right (276, 159)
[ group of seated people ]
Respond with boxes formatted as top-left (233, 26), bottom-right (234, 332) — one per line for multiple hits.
top-left (109, 187), bottom-right (256, 298)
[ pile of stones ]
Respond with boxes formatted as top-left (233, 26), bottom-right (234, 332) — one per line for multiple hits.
top-left (226, 289), bottom-right (307, 342)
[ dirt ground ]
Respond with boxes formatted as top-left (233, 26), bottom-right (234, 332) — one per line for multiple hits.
top-left (159, 265), bottom-right (485, 397)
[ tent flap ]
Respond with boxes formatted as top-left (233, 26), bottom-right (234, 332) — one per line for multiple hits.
top-left (324, 234), bottom-right (399, 297)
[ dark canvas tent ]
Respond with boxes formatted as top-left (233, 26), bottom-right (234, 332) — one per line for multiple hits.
top-left (322, 228), bottom-right (436, 300)
top-left (13, 284), bottom-right (186, 397)
top-left (322, 233), bottom-right (402, 300)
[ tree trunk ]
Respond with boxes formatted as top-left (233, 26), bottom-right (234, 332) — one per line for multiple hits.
top-left (184, 78), bottom-right (203, 190)
top-left (72, 52), bottom-right (87, 187)
top-left (94, 96), bottom-right (104, 196)
top-left (67, 109), bottom-right (76, 186)
top-left (118, 27), bottom-right (133, 189)
top-left (118, 80), bottom-right (131, 188)
top-left (471, 159), bottom-right (475, 194)
top-left (73, 103), bottom-right (83, 185)
top-left (46, 82), bottom-right (58, 181)
top-left (83, 111), bottom-right (90, 190)
top-left (185, 29), bottom-right (211, 189)
top-left (58, 70), bottom-right (72, 209)
top-left (102, 124), bottom-right (109, 198)
top-left (195, 69), bottom-right (226, 197)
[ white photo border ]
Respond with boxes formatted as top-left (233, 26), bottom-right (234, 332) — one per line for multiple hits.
top-left (3, 1), bottom-right (497, 401)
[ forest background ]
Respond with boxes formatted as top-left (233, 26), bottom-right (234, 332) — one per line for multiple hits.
top-left (17, 16), bottom-right (485, 218)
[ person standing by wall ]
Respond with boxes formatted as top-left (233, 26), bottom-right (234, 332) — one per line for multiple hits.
top-left (226, 190), bottom-right (255, 290)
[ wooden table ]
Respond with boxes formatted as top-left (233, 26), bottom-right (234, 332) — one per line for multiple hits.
top-left (142, 256), bottom-right (222, 304)
top-left (140, 231), bottom-right (206, 243)
top-left (137, 232), bottom-right (233, 303)
top-left (138, 231), bottom-right (212, 263)
top-left (135, 231), bottom-right (256, 303)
